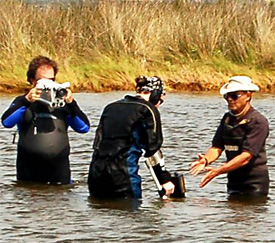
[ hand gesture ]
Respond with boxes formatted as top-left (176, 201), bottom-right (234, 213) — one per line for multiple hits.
top-left (190, 153), bottom-right (207, 176)
top-left (200, 166), bottom-right (220, 188)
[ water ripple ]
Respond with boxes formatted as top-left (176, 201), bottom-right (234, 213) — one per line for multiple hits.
top-left (0, 92), bottom-right (274, 242)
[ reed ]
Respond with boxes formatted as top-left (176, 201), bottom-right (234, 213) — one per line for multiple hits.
top-left (1, 0), bottom-right (275, 93)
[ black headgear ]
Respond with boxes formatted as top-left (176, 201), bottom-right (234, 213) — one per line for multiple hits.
top-left (135, 76), bottom-right (165, 105)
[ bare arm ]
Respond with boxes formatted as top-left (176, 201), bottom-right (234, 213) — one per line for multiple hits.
top-left (200, 151), bottom-right (252, 188)
top-left (190, 147), bottom-right (223, 176)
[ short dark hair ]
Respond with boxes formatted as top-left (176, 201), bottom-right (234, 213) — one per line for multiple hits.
top-left (26, 55), bottom-right (58, 83)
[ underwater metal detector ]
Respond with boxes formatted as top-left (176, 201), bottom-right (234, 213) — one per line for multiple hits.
top-left (170, 172), bottom-right (186, 198)
top-left (145, 158), bottom-right (168, 199)
top-left (144, 150), bottom-right (186, 199)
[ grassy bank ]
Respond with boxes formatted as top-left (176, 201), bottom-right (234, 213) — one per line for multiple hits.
top-left (1, 0), bottom-right (275, 93)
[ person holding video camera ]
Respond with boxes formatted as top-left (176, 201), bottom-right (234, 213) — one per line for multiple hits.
top-left (190, 76), bottom-right (269, 197)
top-left (88, 76), bottom-right (175, 198)
top-left (1, 55), bottom-right (90, 184)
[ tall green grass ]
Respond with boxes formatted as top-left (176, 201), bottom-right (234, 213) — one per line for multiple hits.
top-left (1, 0), bottom-right (275, 93)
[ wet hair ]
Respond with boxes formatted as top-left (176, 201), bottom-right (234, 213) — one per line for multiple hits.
top-left (26, 55), bottom-right (58, 84)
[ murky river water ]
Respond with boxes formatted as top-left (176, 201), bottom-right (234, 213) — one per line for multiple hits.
top-left (0, 92), bottom-right (274, 242)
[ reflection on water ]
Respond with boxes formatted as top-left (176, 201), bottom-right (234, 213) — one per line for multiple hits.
top-left (88, 197), bottom-right (142, 212)
top-left (227, 193), bottom-right (269, 205)
top-left (0, 92), bottom-right (274, 242)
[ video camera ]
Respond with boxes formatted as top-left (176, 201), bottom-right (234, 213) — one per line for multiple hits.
top-left (36, 79), bottom-right (70, 108)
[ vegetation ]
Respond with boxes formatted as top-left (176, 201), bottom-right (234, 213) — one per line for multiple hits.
top-left (1, 0), bottom-right (275, 93)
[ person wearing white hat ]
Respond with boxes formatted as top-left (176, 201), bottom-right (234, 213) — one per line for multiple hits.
top-left (190, 76), bottom-right (269, 197)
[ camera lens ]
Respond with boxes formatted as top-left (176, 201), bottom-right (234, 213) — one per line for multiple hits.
top-left (56, 88), bottom-right (67, 98)
top-left (59, 101), bottom-right (65, 107)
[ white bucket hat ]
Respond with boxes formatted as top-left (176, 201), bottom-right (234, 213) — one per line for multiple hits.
top-left (220, 76), bottom-right (259, 95)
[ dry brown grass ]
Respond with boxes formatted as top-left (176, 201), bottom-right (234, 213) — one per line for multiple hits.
top-left (1, 0), bottom-right (275, 93)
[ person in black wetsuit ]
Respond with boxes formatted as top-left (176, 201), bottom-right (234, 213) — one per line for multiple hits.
top-left (88, 76), bottom-right (175, 198)
top-left (190, 76), bottom-right (269, 197)
top-left (1, 55), bottom-right (90, 184)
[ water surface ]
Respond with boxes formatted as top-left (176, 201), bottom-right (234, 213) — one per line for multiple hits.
top-left (0, 92), bottom-right (274, 242)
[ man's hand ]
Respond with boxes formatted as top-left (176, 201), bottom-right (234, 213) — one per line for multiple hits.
top-left (65, 89), bottom-right (73, 104)
top-left (190, 153), bottom-right (208, 176)
top-left (162, 181), bottom-right (175, 196)
top-left (200, 166), bottom-right (221, 188)
top-left (199, 151), bottom-right (252, 188)
top-left (25, 87), bottom-right (42, 103)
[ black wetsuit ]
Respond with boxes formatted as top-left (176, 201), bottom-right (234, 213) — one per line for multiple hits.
top-left (88, 95), bottom-right (171, 198)
top-left (1, 95), bottom-right (90, 184)
top-left (212, 107), bottom-right (269, 196)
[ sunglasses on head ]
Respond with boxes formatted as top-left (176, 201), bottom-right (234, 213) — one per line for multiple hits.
top-left (223, 92), bottom-right (242, 101)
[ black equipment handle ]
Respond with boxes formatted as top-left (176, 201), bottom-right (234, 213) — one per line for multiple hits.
top-left (145, 158), bottom-right (168, 199)
top-left (144, 150), bottom-right (186, 199)
top-left (158, 188), bottom-right (166, 198)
